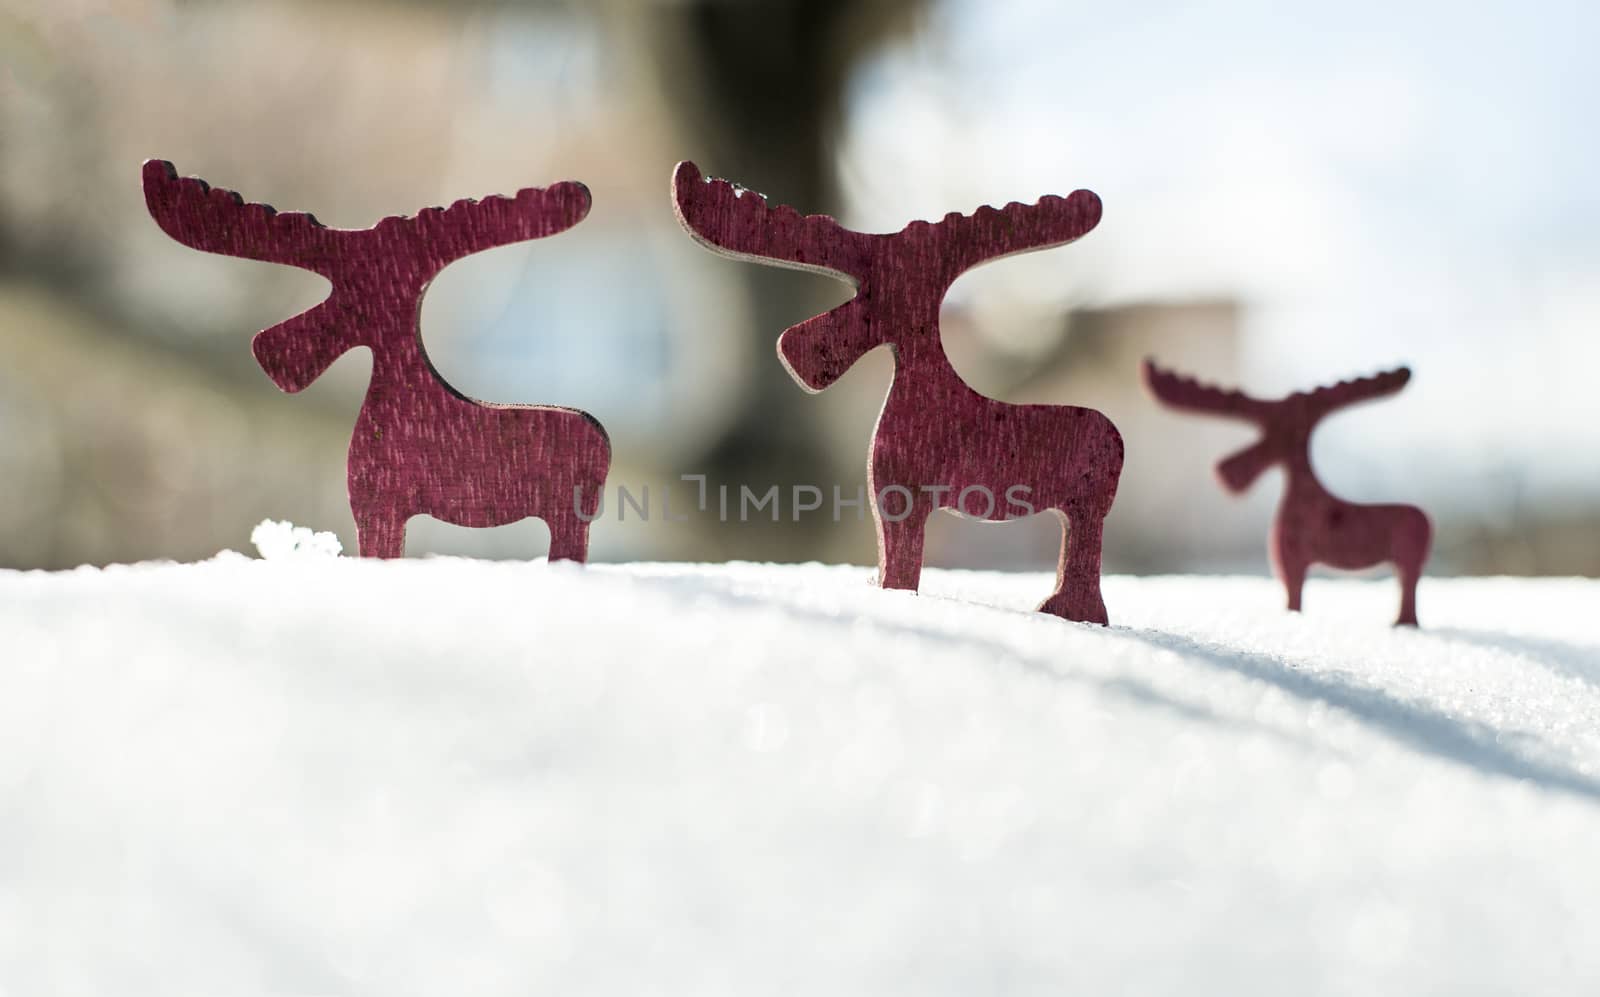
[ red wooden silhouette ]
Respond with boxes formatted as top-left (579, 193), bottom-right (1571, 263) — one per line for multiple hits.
top-left (1142, 359), bottom-right (1432, 626)
top-left (672, 161), bottom-right (1123, 624)
top-left (143, 160), bottom-right (610, 560)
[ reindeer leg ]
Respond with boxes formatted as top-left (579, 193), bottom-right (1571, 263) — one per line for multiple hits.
top-left (1270, 522), bottom-right (1307, 615)
top-left (545, 507), bottom-right (591, 564)
top-left (1393, 509), bottom-right (1430, 627)
top-left (355, 507), bottom-right (408, 559)
top-left (875, 496), bottom-right (932, 591)
top-left (1395, 558), bottom-right (1421, 627)
top-left (1279, 559), bottom-right (1308, 614)
top-left (1039, 505), bottom-right (1109, 625)
top-left (1395, 571), bottom-right (1420, 627)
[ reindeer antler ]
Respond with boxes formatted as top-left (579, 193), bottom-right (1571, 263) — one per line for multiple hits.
top-left (143, 159), bottom-right (339, 273)
top-left (147, 160), bottom-right (593, 276)
top-left (1141, 359), bottom-right (1276, 423)
top-left (671, 161), bottom-right (874, 281)
top-left (923, 191), bottom-right (1103, 272)
top-left (380, 182), bottom-right (592, 264)
top-left (1298, 367), bottom-right (1412, 418)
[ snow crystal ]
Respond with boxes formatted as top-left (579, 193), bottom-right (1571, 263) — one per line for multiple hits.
top-left (249, 518), bottom-right (343, 560)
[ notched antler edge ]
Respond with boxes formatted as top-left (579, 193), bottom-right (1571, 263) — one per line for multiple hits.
top-left (375, 181), bottom-right (592, 235)
top-left (142, 158), bottom-right (331, 238)
top-left (672, 160), bottom-right (849, 236)
top-left (1293, 367), bottom-right (1413, 409)
top-left (146, 159), bottom-right (589, 239)
top-left (1141, 357), bottom-right (1274, 418)
top-left (676, 160), bottom-right (1099, 242)
top-left (919, 188), bottom-right (1103, 236)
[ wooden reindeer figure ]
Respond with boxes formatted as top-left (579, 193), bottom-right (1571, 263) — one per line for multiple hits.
top-left (1142, 360), bottom-right (1432, 626)
top-left (672, 161), bottom-right (1123, 624)
top-left (142, 160), bottom-right (610, 560)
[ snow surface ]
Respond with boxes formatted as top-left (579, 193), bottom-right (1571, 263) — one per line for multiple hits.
top-left (2, 553), bottom-right (1598, 994)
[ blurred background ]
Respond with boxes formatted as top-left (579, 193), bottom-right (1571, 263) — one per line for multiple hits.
top-left (1, 0), bottom-right (1596, 575)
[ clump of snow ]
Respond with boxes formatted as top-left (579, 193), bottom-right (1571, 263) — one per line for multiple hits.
top-left (249, 518), bottom-right (342, 560)
top-left (1, 560), bottom-right (1598, 993)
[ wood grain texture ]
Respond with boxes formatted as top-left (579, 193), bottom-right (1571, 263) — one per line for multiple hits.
top-left (672, 161), bottom-right (1123, 624)
top-left (1142, 359), bottom-right (1432, 626)
top-left (143, 160), bottom-right (610, 560)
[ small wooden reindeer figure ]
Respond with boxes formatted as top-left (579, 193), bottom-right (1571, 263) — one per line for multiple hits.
top-left (1142, 360), bottom-right (1432, 626)
top-left (672, 161), bottom-right (1123, 624)
top-left (143, 160), bottom-right (610, 560)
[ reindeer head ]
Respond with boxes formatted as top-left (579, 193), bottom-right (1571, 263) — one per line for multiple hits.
top-left (1142, 359), bottom-right (1413, 493)
top-left (672, 161), bottom-right (877, 391)
top-left (672, 161), bottom-right (1102, 393)
top-left (143, 160), bottom-right (591, 393)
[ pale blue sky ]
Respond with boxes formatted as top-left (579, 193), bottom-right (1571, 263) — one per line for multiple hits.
top-left (840, 0), bottom-right (1600, 500)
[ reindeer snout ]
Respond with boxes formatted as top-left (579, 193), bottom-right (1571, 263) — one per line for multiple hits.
top-left (252, 331), bottom-right (302, 393)
top-left (251, 316), bottom-right (354, 394)
top-left (776, 330), bottom-right (833, 393)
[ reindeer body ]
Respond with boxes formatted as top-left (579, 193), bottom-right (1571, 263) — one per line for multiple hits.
top-left (675, 161), bottom-right (1122, 623)
top-left (1143, 361), bottom-right (1431, 626)
top-left (144, 161), bottom-right (609, 560)
top-left (339, 334), bottom-right (608, 559)
top-left (864, 335), bottom-right (1123, 607)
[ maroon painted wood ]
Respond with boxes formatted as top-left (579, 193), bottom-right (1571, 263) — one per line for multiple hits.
top-left (1142, 360), bottom-right (1432, 626)
top-left (672, 161), bottom-right (1123, 624)
top-left (143, 160), bottom-right (610, 560)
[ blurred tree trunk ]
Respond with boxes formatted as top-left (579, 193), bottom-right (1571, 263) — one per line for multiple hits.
top-left (610, 0), bottom-right (926, 558)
